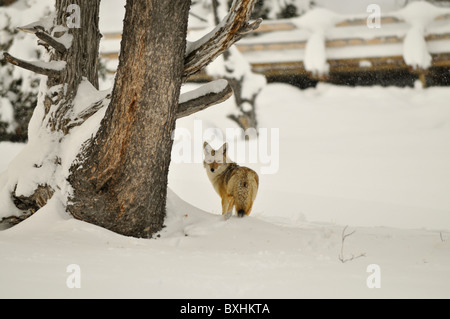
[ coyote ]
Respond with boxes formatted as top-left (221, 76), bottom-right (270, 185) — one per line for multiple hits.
top-left (203, 141), bottom-right (259, 219)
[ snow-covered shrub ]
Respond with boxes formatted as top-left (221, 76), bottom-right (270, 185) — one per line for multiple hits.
top-left (0, 0), bottom-right (53, 142)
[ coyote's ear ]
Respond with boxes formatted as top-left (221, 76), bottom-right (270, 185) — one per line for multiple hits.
top-left (203, 141), bottom-right (212, 154)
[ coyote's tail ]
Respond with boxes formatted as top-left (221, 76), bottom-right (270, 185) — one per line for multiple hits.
top-left (234, 176), bottom-right (257, 218)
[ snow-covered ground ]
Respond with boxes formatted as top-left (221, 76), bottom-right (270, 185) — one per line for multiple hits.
top-left (173, 82), bottom-right (450, 231)
top-left (1, 83), bottom-right (449, 298)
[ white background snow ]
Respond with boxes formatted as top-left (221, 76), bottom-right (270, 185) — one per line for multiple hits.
top-left (1, 81), bottom-right (449, 298)
top-left (0, 0), bottom-right (450, 299)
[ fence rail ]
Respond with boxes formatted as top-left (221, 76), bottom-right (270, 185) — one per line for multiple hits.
top-left (100, 13), bottom-right (450, 85)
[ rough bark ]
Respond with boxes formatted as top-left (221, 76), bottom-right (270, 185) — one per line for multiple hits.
top-left (48, 0), bottom-right (101, 132)
top-left (67, 1), bottom-right (192, 238)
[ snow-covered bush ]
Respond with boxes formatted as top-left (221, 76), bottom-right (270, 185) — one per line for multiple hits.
top-left (0, 0), bottom-right (53, 142)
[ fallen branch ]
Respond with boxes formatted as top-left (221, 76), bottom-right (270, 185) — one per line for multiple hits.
top-left (177, 79), bottom-right (233, 118)
top-left (338, 225), bottom-right (366, 263)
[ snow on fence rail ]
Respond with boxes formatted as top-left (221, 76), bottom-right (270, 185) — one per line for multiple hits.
top-left (100, 4), bottom-right (450, 85)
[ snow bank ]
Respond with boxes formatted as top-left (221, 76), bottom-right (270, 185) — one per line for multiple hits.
top-left (0, 170), bottom-right (449, 298)
top-left (1, 83), bottom-right (450, 298)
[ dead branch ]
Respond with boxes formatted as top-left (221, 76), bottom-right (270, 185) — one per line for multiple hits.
top-left (16, 24), bottom-right (45, 34)
top-left (189, 10), bottom-right (208, 23)
top-left (338, 225), bottom-right (366, 263)
top-left (35, 31), bottom-right (68, 54)
top-left (177, 80), bottom-right (233, 119)
top-left (2, 52), bottom-right (64, 77)
top-left (183, 0), bottom-right (262, 80)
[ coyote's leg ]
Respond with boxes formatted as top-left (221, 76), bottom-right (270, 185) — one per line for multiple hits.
top-left (222, 195), bottom-right (234, 220)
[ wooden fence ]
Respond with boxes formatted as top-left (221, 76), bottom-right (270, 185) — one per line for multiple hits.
top-left (100, 13), bottom-right (450, 86)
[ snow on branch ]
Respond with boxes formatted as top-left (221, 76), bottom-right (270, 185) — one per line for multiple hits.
top-left (2, 52), bottom-right (66, 77)
top-left (183, 0), bottom-right (262, 80)
top-left (67, 94), bottom-right (111, 132)
top-left (15, 14), bottom-right (56, 34)
top-left (177, 79), bottom-right (233, 119)
top-left (35, 31), bottom-right (69, 54)
top-left (65, 79), bottom-right (112, 132)
top-left (17, 19), bottom-right (73, 54)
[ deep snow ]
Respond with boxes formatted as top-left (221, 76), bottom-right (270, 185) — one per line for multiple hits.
top-left (172, 82), bottom-right (450, 231)
top-left (1, 83), bottom-right (449, 298)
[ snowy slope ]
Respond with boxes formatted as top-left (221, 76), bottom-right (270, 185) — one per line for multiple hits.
top-left (0, 83), bottom-right (449, 298)
top-left (0, 189), bottom-right (448, 299)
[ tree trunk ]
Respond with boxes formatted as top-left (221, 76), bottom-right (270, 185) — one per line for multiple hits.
top-left (2, 0), bottom-right (260, 236)
top-left (47, 0), bottom-right (100, 132)
top-left (67, 1), bottom-right (192, 238)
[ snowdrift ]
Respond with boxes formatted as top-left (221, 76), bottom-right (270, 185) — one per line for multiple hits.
top-left (1, 83), bottom-right (450, 298)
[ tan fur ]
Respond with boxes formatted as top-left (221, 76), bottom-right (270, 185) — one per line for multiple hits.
top-left (203, 142), bottom-right (259, 219)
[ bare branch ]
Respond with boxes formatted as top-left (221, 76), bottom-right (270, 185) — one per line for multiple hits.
top-left (338, 225), bottom-right (366, 263)
top-left (177, 80), bottom-right (233, 119)
top-left (16, 25), bottom-right (44, 34)
top-left (183, 0), bottom-right (262, 80)
top-left (2, 52), bottom-right (65, 77)
top-left (189, 10), bottom-right (208, 23)
top-left (35, 31), bottom-right (68, 54)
